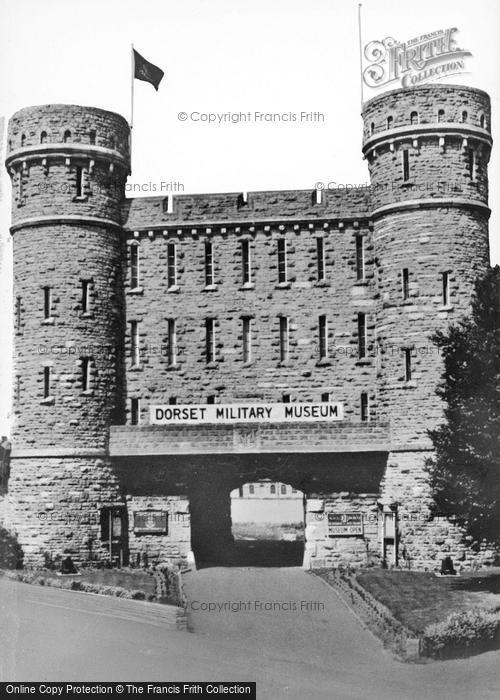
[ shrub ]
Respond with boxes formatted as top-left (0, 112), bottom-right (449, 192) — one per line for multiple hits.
top-left (0, 528), bottom-right (23, 569)
top-left (422, 608), bottom-right (500, 659)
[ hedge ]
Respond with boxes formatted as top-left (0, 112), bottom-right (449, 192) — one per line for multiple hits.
top-left (421, 608), bottom-right (500, 659)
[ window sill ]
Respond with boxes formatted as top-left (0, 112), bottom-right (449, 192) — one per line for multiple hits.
top-left (404, 380), bottom-right (417, 388)
top-left (167, 285), bottom-right (181, 294)
top-left (73, 195), bottom-right (88, 202)
top-left (275, 282), bottom-right (291, 289)
top-left (401, 181), bottom-right (415, 188)
top-left (127, 287), bottom-right (144, 295)
top-left (438, 305), bottom-right (454, 312)
top-left (206, 362), bottom-right (219, 369)
top-left (81, 389), bottom-right (94, 397)
top-left (129, 364), bottom-right (142, 371)
top-left (203, 284), bottom-right (218, 292)
top-left (41, 318), bottom-right (55, 326)
top-left (81, 312), bottom-right (94, 319)
top-left (353, 279), bottom-right (369, 286)
top-left (240, 283), bottom-right (255, 291)
top-left (401, 299), bottom-right (414, 306)
top-left (40, 397), bottom-right (55, 405)
top-left (277, 361), bottom-right (291, 368)
top-left (355, 358), bottom-right (372, 366)
top-left (316, 358), bottom-right (332, 367)
top-left (166, 363), bottom-right (181, 371)
top-left (314, 280), bottom-right (330, 288)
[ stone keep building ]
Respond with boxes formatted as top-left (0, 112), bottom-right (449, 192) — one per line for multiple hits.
top-left (3, 84), bottom-right (495, 570)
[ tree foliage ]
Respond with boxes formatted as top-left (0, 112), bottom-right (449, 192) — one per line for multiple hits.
top-left (427, 266), bottom-right (500, 545)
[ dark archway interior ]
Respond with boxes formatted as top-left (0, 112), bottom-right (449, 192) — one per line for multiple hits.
top-left (115, 451), bottom-right (387, 568)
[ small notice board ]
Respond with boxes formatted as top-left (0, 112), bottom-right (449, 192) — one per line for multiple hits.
top-left (327, 512), bottom-right (363, 537)
top-left (133, 511), bottom-right (168, 534)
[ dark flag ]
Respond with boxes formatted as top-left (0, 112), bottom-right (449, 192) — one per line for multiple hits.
top-left (133, 49), bottom-right (164, 91)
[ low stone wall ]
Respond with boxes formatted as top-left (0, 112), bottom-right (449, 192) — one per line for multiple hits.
top-left (315, 568), bottom-right (421, 660)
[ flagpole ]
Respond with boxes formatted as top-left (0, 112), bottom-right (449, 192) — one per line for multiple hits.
top-left (129, 43), bottom-right (134, 174)
top-left (358, 4), bottom-right (364, 111)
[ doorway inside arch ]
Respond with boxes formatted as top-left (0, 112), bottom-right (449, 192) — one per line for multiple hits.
top-left (229, 480), bottom-right (305, 566)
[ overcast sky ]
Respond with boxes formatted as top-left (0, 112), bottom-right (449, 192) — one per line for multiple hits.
top-left (0, 0), bottom-right (499, 435)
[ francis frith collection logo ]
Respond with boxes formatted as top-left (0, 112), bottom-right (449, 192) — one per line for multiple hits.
top-left (363, 27), bottom-right (472, 90)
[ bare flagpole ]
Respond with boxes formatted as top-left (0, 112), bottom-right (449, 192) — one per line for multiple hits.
top-left (129, 43), bottom-right (134, 174)
top-left (358, 4), bottom-right (364, 111)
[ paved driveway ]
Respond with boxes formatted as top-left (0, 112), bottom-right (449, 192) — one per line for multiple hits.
top-left (1, 570), bottom-right (499, 699)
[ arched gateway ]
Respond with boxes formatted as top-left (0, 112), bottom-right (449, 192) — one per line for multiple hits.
top-left (3, 86), bottom-right (497, 571)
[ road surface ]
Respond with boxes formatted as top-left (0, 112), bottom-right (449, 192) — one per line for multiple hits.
top-left (1, 569), bottom-right (499, 699)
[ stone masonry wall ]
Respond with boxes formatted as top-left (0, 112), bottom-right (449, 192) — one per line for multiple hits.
top-left (380, 451), bottom-right (497, 571)
top-left (126, 495), bottom-right (191, 566)
top-left (124, 223), bottom-right (378, 420)
top-left (12, 223), bottom-right (126, 449)
top-left (5, 456), bottom-right (123, 566)
top-left (363, 85), bottom-right (491, 140)
top-left (304, 494), bottom-right (380, 569)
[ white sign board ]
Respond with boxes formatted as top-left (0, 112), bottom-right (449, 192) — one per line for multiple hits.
top-left (328, 513), bottom-right (364, 537)
top-left (150, 402), bottom-right (343, 425)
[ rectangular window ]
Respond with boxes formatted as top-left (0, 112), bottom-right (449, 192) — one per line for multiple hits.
top-left (130, 398), bottom-right (140, 425)
top-left (206, 318), bottom-right (215, 364)
top-left (241, 240), bottom-right (251, 285)
top-left (205, 240), bottom-right (214, 287)
top-left (316, 237), bottom-right (325, 281)
top-left (282, 393), bottom-right (291, 403)
top-left (130, 244), bottom-right (139, 289)
top-left (402, 149), bottom-right (410, 181)
top-left (130, 321), bottom-right (139, 366)
top-left (242, 317), bottom-right (252, 363)
top-left (321, 392), bottom-right (330, 402)
top-left (404, 349), bottom-right (412, 382)
top-left (18, 171), bottom-right (23, 203)
top-left (167, 319), bottom-right (176, 366)
top-left (358, 313), bottom-right (366, 359)
top-left (15, 296), bottom-right (22, 332)
top-left (279, 316), bottom-right (289, 363)
top-left (277, 238), bottom-right (287, 283)
top-left (361, 392), bottom-right (369, 422)
top-left (281, 484), bottom-right (287, 495)
top-left (76, 166), bottom-right (84, 197)
top-left (169, 396), bottom-right (177, 405)
top-left (81, 358), bottom-right (90, 392)
top-left (43, 287), bottom-right (51, 319)
top-left (402, 268), bottom-right (409, 300)
top-left (207, 395), bottom-right (216, 404)
top-left (81, 280), bottom-right (90, 313)
top-left (442, 272), bottom-right (450, 306)
top-left (43, 366), bottom-right (51, 399)
top-left (355, 236), bottom-right (365, 281)
top-left (318, 315), bottom-right (328, 359)
top-left (167, 242), bottom-right (177, 288)
top-left (467, 149), bottom-right (475, 180)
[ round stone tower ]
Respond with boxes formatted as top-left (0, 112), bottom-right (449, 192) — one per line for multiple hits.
top-left (362, 85), bottom-right (492, 567)
top-left (5, 105), bottom-right (130, 565)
